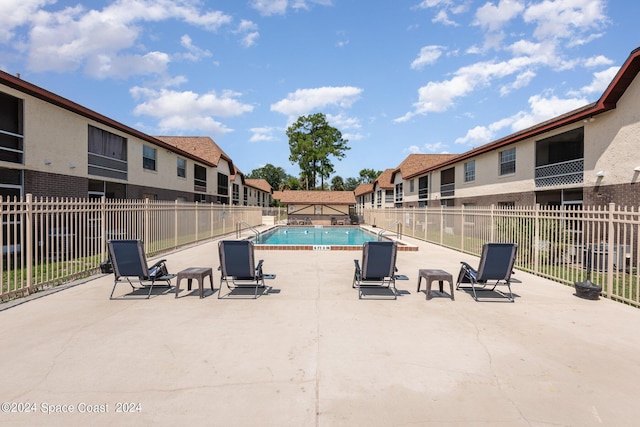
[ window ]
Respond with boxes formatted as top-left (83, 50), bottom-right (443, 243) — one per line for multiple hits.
top-left (217, 173), bottom-right (229, 204)
top-left (0, 92), bottom-right (24, 164)
top-left (385, 190), bottom-right (394, 204)
top-left (143, 145), bottom-right (156, 171)
top-left (409, 179), bottom-right (415, 193)
top-left (376, 190), bottom-right (382, 208)
top-left (395, 183), bottom-right (403, 203)
top-left (440, 168), bottom-right (455, 197)
top-left (418, 176), bottom-right (428, 200)
top-left (500, 148), bottom-right (516, 175)
top-left (217, 173), bottom-right (229, 196)
top-left (243, 187), bottom-right (248, 205)
top-left (194, 164), bottom-right (206, 192)
top-left (0, 168), bottom-right (22, 199)
top-left (88, 125), bottom-right (127, 180)
top-left (232, 183), bottom-right (240, 204)
top-left (177, 158), bottom-right (186, 178)
top-left (464, 161), bottom-right (475, 182)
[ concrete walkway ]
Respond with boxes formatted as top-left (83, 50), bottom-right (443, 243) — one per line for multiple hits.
top-left (1, 234), bottom-right (639, 426)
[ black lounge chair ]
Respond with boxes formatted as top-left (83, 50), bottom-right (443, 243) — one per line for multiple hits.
top-left (353, 241), bottom-right (405, 300)
top-left (218, 240), bottom-right (276, 299)
top-left (456, 242), bottom-right (518, 301)
top-left (107, 239), bottom-right (175, 299)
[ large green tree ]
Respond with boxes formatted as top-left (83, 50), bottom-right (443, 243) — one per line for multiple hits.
top-left (247, 163), bottom-right (288, 190)
top-left (287, 113), bottom-right (350, 190)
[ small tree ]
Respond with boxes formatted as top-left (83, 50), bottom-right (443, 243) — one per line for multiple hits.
top-left (287, 113), bottom-right (350, 190)
top-left (331, 176), bottom-right (345, 191)
top-left (344, 177), bottom-right (360, 191)
top-left (359, 168), bottom-right (382, 184)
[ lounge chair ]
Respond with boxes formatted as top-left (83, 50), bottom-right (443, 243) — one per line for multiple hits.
top-left (108, 239), bottom-right (175, 299)
top-left (456, 242), bottom-right (518, 301)
top-left (353, 241), bottom-right (405, 300)
top-left (218, 240), bottom-right (276, 299)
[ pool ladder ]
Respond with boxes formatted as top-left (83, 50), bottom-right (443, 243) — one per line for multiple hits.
top-left (235, 222), bottom-right (260, 240)
top-left (377, 221), bottom-right (403, 240)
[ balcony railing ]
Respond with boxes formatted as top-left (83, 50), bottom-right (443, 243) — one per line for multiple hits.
top-left (440, 183), bottom-right (455, 197)
top-left (535, 158), bottom-right (584, 187)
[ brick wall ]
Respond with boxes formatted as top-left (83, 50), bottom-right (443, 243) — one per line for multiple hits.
top-left (584, 183), bottom-right (640, 208)
top-left (25, 170), bottom-right (87, 198)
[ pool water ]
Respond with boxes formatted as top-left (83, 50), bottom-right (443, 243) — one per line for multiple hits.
top-left (255, 227), bottom-right (377, 246)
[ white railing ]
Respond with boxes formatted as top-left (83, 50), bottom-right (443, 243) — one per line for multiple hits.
top-left (365, 204), bottom-right (640, 307)
top-left (0, 195), bottom-right (262, 301)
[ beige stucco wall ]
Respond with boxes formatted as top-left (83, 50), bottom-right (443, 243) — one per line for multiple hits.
top-left (586, 73), bottom-right (640, 188)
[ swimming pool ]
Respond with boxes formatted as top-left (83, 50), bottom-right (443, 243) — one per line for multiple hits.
top-left (256, 227), bottom-right (376, 246)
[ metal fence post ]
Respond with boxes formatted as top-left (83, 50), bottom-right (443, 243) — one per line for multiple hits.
top-left (606, 203), bottom-right (616, 298)
top-left (534, 204), bottom-right (540, 275)
top-left (25, 194), bottom-right (33, 292)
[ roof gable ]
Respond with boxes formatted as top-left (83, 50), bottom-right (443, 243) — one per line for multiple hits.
top-left (245, 178), bottom-right (272, 193)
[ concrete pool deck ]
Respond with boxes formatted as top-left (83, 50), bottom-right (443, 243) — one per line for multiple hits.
top-left (1, 232), bottom-right (640, 426)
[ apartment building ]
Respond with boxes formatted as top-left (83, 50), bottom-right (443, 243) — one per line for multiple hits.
top-left (0, 70), bottom-right (271, 205)
top-left (391, 46), bottom-right (640, 209)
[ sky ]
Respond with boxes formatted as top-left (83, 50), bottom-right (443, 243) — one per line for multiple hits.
top-left (1, 0), bottom-right (639, 182)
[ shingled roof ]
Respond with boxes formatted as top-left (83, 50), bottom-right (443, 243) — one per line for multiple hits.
top-left (273, 190), bottom-right (356, 205)
top-left (395, 154), bottom-right (458, 180)
top-left (373, 169), bottom-right (395, 190)
top-left (155, 136), bottom-right (233, 167)
top-left (245, 178), bottom-right (272, 193)
top-left (354, 183), bottom-right (374, 197)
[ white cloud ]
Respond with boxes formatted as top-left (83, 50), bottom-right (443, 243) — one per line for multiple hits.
top-left (180, 34), bottom-right (212, 61)
top-left (411, 45), bottom-right (443, 70)
top-left (575, 66), bottom-right (620, 95)
top-left (131, 87), bottom-right (254, 135)
top-left (455, 93), bottom-right (589, 147)
top-left (432, 9), bottom-right (457, 26)
top-left (455, 116), bottom-right (515, 145)
top-left (397, 55), bottom-right (541, 121)
top-left (24, 0), bottom-right (232, 77)
top-left (250, 0), bottom-right (333, 16)
top-left (584, 55), bottom-right (613, 68)
top-left (85, 51), bottom-right (171, 79)
top-left (326, 113), bottom-right (361, 131)
top-left (406, 142), bottom-right (448, 154)
top-left (499, 69), bottom-right (536, 95)
top-left (270, 86), bottom-right (363, 117)
top-left (249, 127), bottom-right (279, 142)
top-left (234, 19), bottom-right (260, 47)
top-left (0, 0), bottom-right (51, 44)
top-left (523, 0), bottom-right (607, 42)
top-left (474, 0), bottom-right (524, 32)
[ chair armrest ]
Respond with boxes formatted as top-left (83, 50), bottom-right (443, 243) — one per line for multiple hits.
top-left (256, 259), bottom-right (264, 271)
top-left (149, 259), bottom-right (167, 269)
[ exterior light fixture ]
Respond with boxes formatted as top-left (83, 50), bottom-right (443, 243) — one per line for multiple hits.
top-left (634, 166), bottom-right (640, 172)
top-left (596, 170), bottom-right (605, 177)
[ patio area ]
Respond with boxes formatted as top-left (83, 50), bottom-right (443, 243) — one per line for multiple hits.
top-left (1, 233), bottom-right (640, 426)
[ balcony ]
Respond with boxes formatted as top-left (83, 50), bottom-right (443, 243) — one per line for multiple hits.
top-left (535, 158), bottom-right (584, 188)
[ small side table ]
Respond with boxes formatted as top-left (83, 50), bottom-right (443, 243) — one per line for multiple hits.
top-left (175, 267), bottom-right (214, 299)
top-left (417, 269), bottom-right (455, 300)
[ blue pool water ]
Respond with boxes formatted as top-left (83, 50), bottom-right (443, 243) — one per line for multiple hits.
top-left (255, 227), bottom-right (377, 246)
